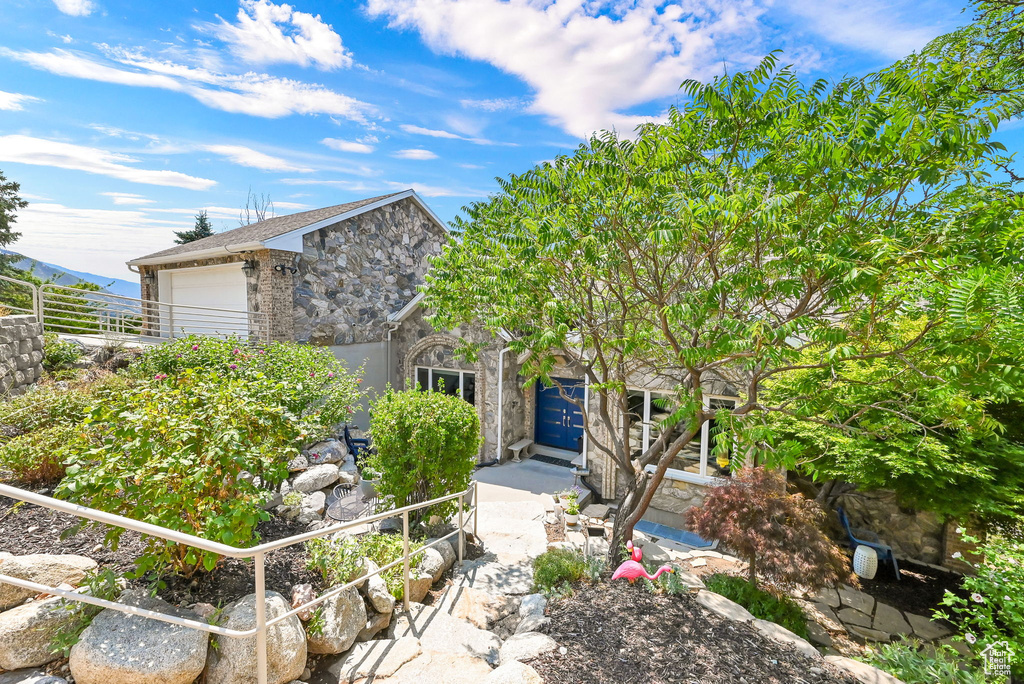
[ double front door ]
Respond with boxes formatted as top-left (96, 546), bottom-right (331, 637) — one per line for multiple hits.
top-left (535, 378), bottom-right (584, 451)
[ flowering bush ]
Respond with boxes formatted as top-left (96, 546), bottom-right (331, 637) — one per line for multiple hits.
top-left (129, 335), bottom-right (363, 439)
top-left (936, 530), bottom-right (1024, 676)
top-left (686, 467), bottom-right (853, 592)
top-left (365, 388), bottom-right (480, 526)
top-left (57, 370), bottom-right (300, 577)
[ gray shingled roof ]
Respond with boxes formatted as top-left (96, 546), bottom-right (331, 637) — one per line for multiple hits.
top-left (134, 191), bottom-right (406, 261)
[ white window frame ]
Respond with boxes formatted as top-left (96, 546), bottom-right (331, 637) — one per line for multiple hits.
top-left (629, 390), bottom-right (737, 485)
top-left (415, 366), bottom-right (476, 403)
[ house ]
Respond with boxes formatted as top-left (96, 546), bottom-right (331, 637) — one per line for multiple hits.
top-left (128, 190), bottom-right (738, 532)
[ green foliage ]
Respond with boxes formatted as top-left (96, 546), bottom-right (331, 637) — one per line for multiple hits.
top-left (50, 568), bottom-right (123, 656)
top-left (0, 424), bottom-right (79, 485)
top-left (42, 333), bottom-right (83, 374)
top-left (307, 533), bottom-right (423, 600)
top-left (365, 388), bottom-right (480, 524)
top-left (862, 640), bottom-right (987, 684)
top-left (360, 533), bottom-right (422, 600)
top-left (532, 548), bottom-right (588, 597)
top-left (704, 573), bottom-right (809, 640)
top-left (56, 371), bottom-right (298, 577)
top-left (130, 335), bottom-right (363, 440)
top-left (936, 530), bottom-right (1024, 676)
top-left (175, 210), bottom-right (215, 244)
top-left (307, 607), bottom-right (326, 637)
top-left (0, 170), bottom-right (26, 249)
top-left (306, 535), bottom-right (362, 587)
top-left (282, 490), bottom-right (304, 507)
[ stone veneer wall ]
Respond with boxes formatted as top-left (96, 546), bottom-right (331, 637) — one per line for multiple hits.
top-left (293, 198), bottom-right (446, 346)
top-left (0, 315), bottom-right (43, 397)
top-left (834, 490), bottom-right (946, 566)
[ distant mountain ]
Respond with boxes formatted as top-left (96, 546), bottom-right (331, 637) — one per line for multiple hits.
top-left (1, 249), bottom-right (140, 299)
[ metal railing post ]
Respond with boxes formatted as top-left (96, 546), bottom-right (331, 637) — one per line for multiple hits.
top-left (473, 481), bottom-right (479, 538)
top-left (458, 493), bottom-right (464, 566)
top-left (402, 510), bottom-right (411, 612)
top-left (255, 551), bottom-right (268, 684)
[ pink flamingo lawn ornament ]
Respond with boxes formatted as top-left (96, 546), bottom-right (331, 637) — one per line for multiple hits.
top-left (612, 540), bottom-right (676, 583)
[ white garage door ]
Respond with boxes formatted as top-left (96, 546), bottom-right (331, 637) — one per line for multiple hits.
top-left (165, 265), bottom-right (249, 337)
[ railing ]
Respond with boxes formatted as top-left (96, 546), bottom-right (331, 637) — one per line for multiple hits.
top-left (0, 481), bottom-right (478, 684)
top-left (38, 282), bottom-right (270, 342)
top-left (0, 274), bottom-right (40, 318)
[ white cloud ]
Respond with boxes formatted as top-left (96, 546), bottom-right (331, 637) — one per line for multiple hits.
top-left (273, 201), bottom-right (311, 209)
top-left (786, 0), bottom-right (950, 59)
top-left (202, 0), bottom-right (353, 70)
top-left (400, 123), bottom-right (514, 146)
top-left (203, 143), bottom-right (313, 171)
top-left (457, 163), bottom-right (484, 169)
top-left (392, 148), bottom-right (438, 160)
top-left (1, 47), bottom-right (374, 122)
top-left (52, 0), bottom-right (95, 17)
top-left (366, 0), bottom-right (769, 136)
top-left (278, 177), bottom-right (485, 198)
top-left (0, 91), bottom-right (42, 111)
top-left (0, 135), bottom-right (216, 190)
top-left (460, 96), bottom-right (525, 112)
top-left (101, 192), bottom-right (155, 205)
top-left (12, 202), bottom-right (189, 280)
top-left (150, 206), bottom-right (242, 220)
top-left (321, 138), bottom-right (375, 153)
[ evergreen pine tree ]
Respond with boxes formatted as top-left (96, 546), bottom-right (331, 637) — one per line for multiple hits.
top-left (174, 210), bottom-right (215, 244)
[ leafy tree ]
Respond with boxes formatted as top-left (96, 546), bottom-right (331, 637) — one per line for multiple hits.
top-left (0, 170), bottom-right (25, 251)
top-left (687, 468), bottom-right (851, 592)
top-left (173, 210), bottom-right (215, 244)
top-left (426, 27), bottom-right (1024, 560)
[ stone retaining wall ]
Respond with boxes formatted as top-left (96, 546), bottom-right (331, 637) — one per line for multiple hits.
top-left (0, 315), bottom-right (43, 397)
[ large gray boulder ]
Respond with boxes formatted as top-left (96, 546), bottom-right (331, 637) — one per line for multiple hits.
top-left (424, 538), bottom-right (456, 578)
top-left (69, 591), bottom-right (208, 684)
top-left (498, 631), bottom-right (557, 665)
top-left (0, 669), bottom-right (67, 684)
top-left (205, 591), bottom-right (306, 684)
top-left (0, 554), bottom-right (97, 610)
top-left (484, 661), bottom-right (545, 684)
top-left (390, 603), bottom-right (501, 665)
top-left (305, 440), bottom-right (346, 465)
top-left (306, 586), bottom-right (366, 655)
top-left (0, 597), bottom-right (66, 670)
top-left (407, 571), bottom-right (434, 604)
top-left (291, 464), bottom-right (340, 493)
top-left (364, 566), bottom-right (395, 614)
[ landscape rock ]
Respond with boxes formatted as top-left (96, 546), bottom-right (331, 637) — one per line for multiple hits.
top-left (872, 602), bottom-right (912, 636)
top-left (0, 669), bottom-right (67, 684)
top-left (838, 607), bottom-right (873, 628)
top-left (905, 611), bottom-right (953, 640)
top-left (69, 591), bottom-right (208, 684)
top-left (426, 538), bottom-right (456, 573)
top-left (696, 590), bottom-right (755, 623)
top-left (519, 594), bottom-right (546, 619)
top-left (324, 636), bottom-right (422, 681)
top-left (301, 491), bottom-right (326, 516)
top-left (407, 571), bottom-right (433, 604)
top-left (364, 564), bottom-right (395, 614)
top-left (356, 609), bottom-right (392, 642)
top-left (0, 597), bottom-right (66, 670)
top-left (484, 661), bottom-right (545, 684)
top-left (805, 620), bottom-right (834, 647)
top-left (335, 469), bottom-right (359, 486)
top-left (824, 655), bottom-right (907, 684)
top-left (0, 554), bottom-right (97, 610)
top-left (306, 586), bottom-right (366, 655)
top-left (291, 464), bottom-right (340, 493)
top-left (838, 585), bottom-right (875, 615)
top-left (390, 603), bottom-right (501, 665)
top-left (848, 625), bottom-right (892, 643)
top-left (291, 584), bottom-right (316, 621)
top-left (499, 631), bottom-right (558, 665)
top-left (515, 613), bottom-right (550, 634)
top-left (205, 591), bottom-right (306, 684)
top-left (440, 586), bottom-right (516, 630)
top-left (751, 618), bottom-right (821, 659)
top-left (287, 455), bottom-right (309, 472)
top-left (305, 440), bottom-right (346, 465)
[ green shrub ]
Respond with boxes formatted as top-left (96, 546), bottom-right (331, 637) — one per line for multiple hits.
top-left (129, 335), bottom-right (363, 439)
top-left (49, 568), bottom-right (123, 656)
top-left (42, 333), bottom-right (83, 373)
top-left (56, 370), bottom-right (298, 578)
top-left (863, 640), bottom-right (986, 684)
top-left (0, 375), bottom-right (125, 434)
top-left (0, 424), bottom-right (79, 485)
top-left (307, 536), bottom-right (362, 586)
top-left (533, 548), bottom-right (588, 597)
top-left (936, 529), bottom-right (1024, 676)
top-left (704, 573), bottom-right (809, 639)
top-left (365, 388), bottom-right (480, 525)
top-left (307, 533), bottom-right (423, 600)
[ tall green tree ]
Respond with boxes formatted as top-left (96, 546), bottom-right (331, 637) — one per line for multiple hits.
top-left (426, 37), bottom-right (1024, 559)
top-left (0, 170), bottom-right (26, 251)
top-left (174, 210), bottom-right (215, 244)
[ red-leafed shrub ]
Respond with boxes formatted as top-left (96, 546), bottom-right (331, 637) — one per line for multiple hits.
top-left (686, 467), bottom-right (852, 592)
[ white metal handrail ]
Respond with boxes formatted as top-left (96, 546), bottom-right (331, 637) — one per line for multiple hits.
top-left (0, 480), bottom-right (478, 683)
top-left (0, 274), bottom-right (40, 319)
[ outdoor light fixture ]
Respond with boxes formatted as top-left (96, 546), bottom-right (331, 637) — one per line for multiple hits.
top-left (241, 259), bottom-right (257, 276)
top-left (141, 271), bottom-right (155, 286)
top-left (273, 264), bottom-right (298, 275)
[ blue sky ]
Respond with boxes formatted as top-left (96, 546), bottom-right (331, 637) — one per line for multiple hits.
top-left (0, 0), bottom-right (989, 280)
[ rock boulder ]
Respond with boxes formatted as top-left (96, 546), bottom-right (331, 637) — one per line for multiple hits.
top-left (306, 586), bottom-right (366, 655)
top-left (0, 597), bottom-right (66, 670)
top-left (291, 464), bottom-right (340, 493)
top-left (498, 631), bottom-right (557, 665)
top-left (0, 554), bottom-right (97, 610)
top-left (204, 591), bottom-right (305, 684)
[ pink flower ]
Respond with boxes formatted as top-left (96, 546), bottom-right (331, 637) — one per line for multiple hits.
top-left (357, 378), bottom-right (363, 384)
top-left (327, 372), bottom-right (335, 378)
top-left (192, 344), bottom-right (199, 351)
top-left (310, 371), bottom-right (316, 378)
top-left (154, 374), bottom-right (167, 380)
top-left (229, 364), bottom-right (238, 370)
top-left (233, 348), bottom-right (240, 355)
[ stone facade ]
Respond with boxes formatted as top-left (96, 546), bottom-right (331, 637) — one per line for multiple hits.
top-left (835, 489), bottom-right (946, 566)
top-left (0, 315), bottom-right (44, 397)
top-left (293, 198), bottom-right (446, 346)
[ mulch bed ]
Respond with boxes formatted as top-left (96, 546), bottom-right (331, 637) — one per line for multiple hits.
top-left (854, 559), bottom-right (965, 617)
top-left (0, 492), bottom-right (323, 607)
top-left (528, 581), bottom-right (861, 684)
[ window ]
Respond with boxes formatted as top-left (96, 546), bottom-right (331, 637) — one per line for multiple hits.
top-left (630, 390), bottom-right (737, 483)
top-left (415, 366), bottom-right (476, 404)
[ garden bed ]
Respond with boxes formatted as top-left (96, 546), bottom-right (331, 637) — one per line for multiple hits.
top-left (0, 492), bottom-right (324, 606)
top-left (854, 558), bottom-right (964, 617)
top-left (527, 580), bottom-right (860, 684)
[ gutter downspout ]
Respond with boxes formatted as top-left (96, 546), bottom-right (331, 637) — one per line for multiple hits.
top-left (384, 322), bottom-right (401, 386)
top-left (478, 345), bottom-right (512, 468)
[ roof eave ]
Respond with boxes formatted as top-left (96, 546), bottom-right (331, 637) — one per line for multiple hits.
top-left (126, 241), bottom-right (264, 267)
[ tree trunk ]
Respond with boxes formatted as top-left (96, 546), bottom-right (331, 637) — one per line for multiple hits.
top-left (607, 469), bottom-right (650, 565)
top-left (747, 553), bottom-right (757, 588)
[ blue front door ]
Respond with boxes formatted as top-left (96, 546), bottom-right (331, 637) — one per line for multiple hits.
top-left (535, 378), bottom-right (584, 451)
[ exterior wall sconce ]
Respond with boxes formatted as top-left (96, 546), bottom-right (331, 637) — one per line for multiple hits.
top-left (141, 271), bottom-right (156, 286)
top-left (273, 264), bottom-right (298, 275)
top-left (241, 259), bottom-right (258, 277)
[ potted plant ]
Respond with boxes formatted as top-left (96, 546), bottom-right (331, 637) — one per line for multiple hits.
top-left (564, 491), bottom-right (580, 525)
top-left (359, 466), bottom-right (381, 499)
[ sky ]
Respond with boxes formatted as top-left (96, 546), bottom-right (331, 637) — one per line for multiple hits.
top-left (0, 0), bottom-right (988, 281)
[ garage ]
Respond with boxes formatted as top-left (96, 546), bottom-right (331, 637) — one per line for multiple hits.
top-left (160, 264), bottom-right (249, 337)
